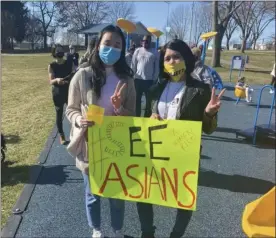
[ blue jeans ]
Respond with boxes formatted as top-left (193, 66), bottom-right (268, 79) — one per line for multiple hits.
top-left (83, 173), bottom-right (125, 231)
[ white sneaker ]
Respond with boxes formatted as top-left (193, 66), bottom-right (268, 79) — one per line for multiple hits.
top-left (92, 229), bottom-right (103, 238)
top-left (113, 229), bottom-right (124, 238)
top-left (270, 89), bottom-right (275, 94)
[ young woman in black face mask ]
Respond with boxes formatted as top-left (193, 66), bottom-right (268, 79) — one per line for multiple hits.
top-left (48, 44), bottom-right (74, 144)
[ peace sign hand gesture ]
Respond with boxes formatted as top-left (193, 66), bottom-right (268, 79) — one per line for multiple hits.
top-left (205, 87), bottom-right (226, 117)
top-left (110, 83), bottom-right (127, 110)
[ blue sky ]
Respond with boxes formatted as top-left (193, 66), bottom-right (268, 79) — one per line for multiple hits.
top-left (134, 1), bottom-right (275, 45)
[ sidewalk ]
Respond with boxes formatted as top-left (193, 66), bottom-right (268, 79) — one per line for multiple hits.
top-left (2, 85), bottom-right (275, 238)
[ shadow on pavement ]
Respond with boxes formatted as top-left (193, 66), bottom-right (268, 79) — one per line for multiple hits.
top-left (1, 164), bottom-right (81, 187)
top-left (198, 169), bottom-right (274, 194)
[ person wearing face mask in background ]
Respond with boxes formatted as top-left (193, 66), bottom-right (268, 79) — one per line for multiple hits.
top-left (66, 25), bottom-right (136, 238)
top-left (131, 35), bottom-right (159, 117)
top-left (66, 45), bottom-right (79, 71)
top-left (48, 44), bottom-right (74, 145)
top-left (137, 39), bottom-right (226, 238)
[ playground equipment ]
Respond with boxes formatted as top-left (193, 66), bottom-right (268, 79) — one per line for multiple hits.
top-left (199, 31), bottom-right (224, 90)
top-left (236, 85), bottom-right (276, 145)
top-left (116, 18), bottom-right (136, 50)
top-left (235, 86), bottom-right (254, 105)
top-left (147, 27), bottom-right (164, 51)
top-left (206, 66), bottom-right (224, 90)
top-left (242, 186), bottom-right (275, 237)
top-left (229, 55), bottom-right (249, 82)
top-left (200, 31), bottom-right (217, 65)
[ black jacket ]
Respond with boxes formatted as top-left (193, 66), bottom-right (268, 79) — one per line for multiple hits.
top-left (145, 77), bottom-right (217, 134)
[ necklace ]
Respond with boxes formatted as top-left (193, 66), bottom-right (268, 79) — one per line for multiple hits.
top-left (164, 81), bottom-right (185, 119)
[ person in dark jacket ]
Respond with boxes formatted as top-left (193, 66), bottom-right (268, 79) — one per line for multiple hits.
top-left (48, 44), bottom-right (74, 144)
top-left (137, 39), bottom-right (226, 238)
top-left (66, 45), bottom-right (79, 70)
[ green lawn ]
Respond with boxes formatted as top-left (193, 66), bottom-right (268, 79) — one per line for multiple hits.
top-left (1, 50), bottom-right (274, 228)
top-left (205, 50), bottom-right (274, 85)
top-left (1, 54), bottom-right (55, 228)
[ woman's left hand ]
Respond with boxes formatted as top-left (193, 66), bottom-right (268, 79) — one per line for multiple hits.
top-left (205, 87), bottom-right (226, 117)
top-left (110, 83), bottom-right (126, 110)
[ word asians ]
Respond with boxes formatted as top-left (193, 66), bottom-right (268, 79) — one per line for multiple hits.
top-left (99, 162), bottom-right (196, 209)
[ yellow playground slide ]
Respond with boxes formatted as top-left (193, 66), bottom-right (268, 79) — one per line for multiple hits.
top-left (242, 186), bottom-right (275, 237)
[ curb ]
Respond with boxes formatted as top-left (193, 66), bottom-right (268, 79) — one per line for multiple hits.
top-left (1, 125), bottom-right (58, 238)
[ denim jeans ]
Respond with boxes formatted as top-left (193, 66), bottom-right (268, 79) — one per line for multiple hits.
top-left (136, 202), bottom-right (192, 238)
top-left (83, 173), bottom-right (125, 231)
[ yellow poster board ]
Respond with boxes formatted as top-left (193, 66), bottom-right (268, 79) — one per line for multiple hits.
top-left (88, 116), bottom-right (202, 211)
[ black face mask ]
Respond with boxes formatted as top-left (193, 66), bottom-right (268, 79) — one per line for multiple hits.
top-left (56, 52), bottom-right (64, 58)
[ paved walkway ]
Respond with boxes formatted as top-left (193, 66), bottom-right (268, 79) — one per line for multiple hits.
top-left (3, 83), bottom-right (275, 238)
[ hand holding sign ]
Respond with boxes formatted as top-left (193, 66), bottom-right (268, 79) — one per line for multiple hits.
top-left (110, 83), bottom-right (126, 110)
top-left (205, 87), bottom-right (226, 116)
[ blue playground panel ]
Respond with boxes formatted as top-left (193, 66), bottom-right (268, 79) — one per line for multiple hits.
top-left (207, 66), bottom-right (224, 90)
top-left (236, 85), bottom-right (276, 145)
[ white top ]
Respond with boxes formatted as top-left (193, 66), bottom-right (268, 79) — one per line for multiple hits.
top-left (131, 47), bottom-right (159, 80)
top-left (158, 81), bottom-right (185, 120)
top-left (97, 67), bottom-right (119, 116)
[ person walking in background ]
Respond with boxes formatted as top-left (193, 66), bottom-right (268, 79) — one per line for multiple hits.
top-left (66, 25), bottom-right (136, 238)
top-left (270, 63), bottom-right (275, 94)
top-left (48, 44), bottom-right (74, 145)
top-left (66, 45), bottom-right (79, 71)
top-left (79, 38), bottom-right (97, 67)
top-left (131, 35), bottom-right (159, 116)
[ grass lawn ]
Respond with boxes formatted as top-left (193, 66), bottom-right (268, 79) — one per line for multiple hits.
top-left (0, 49), bottom-right (274, 228)
top-left (1, 53), bottom-right (55, 228)
top-left (205, 50), bottom-right (275, 85)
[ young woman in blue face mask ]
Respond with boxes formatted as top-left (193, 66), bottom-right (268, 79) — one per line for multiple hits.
top-left (66, 25), bottom-right (136, 238)
top-left (48, 44), bottom-right (74, 144)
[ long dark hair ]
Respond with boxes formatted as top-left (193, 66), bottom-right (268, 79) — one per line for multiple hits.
top-left (51, 44), bottom-right (64, 58)
top-left (89, 25), bottom-right (133, 98)
top-left (159, 39), bottom-right (195, 82)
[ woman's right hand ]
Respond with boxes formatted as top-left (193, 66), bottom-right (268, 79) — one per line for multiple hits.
top-left (56, 78), bottom-right (64, 85)
top-left (150, 113), bottom-right (162, 120)
top-left (79, 117), bottom-right (95, 128)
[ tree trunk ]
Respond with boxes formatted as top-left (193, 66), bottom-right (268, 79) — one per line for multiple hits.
top-left (43, 34), bottom-right (47, 49)
top-left (211, 1), bottom-right (221, 67)
top-left (253, 40), bottom-right (256, 50)
top-left (226, 38), bottom-right (230, 50)
top-left (212, 33), bottom-right (223, 67)
top-left (85, 34), bottom-right (88, 47)
top-left (11, 37), bottom-right (14, 50)
top-left (241, 38), bottom-right (246, 53)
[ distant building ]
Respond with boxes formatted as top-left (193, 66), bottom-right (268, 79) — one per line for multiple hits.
top-left (229, 42), bottom-right (252, 50)
top-left (78, 22), bottom-right (156, 49)
top-left (14, 41), bottom-right (43, 50)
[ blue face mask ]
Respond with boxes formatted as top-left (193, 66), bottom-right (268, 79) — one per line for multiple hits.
top-left (99, 45), bottom-right (121, 65)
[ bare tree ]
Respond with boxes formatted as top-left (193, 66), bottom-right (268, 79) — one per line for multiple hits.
top-left (168, 4), bottom-right (190, 41)
top-left (211, 1), bottom-right (243, 67)
top-left (225, 18), bottom-right (238, 50)
top-left (107, 2), bottom-right (136, 23)
top-left (25, 14), bottom-right (43, 50)
top-left (250, 2), bottom-right (275, 50)
top-left (32, 1), bottom-right (57, 49)
top-left (192, 2), bottom-right (212, 46)
top-left (233, 1), bottom-right (269, 53)
top-left (56, 2), bottom-right (109, 46)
